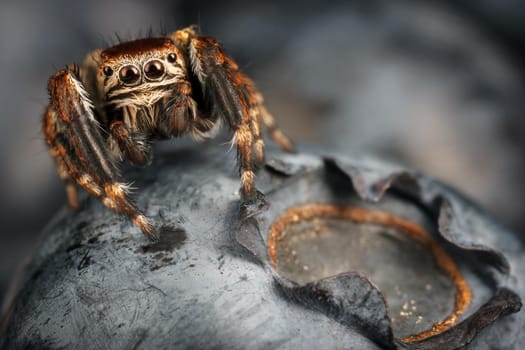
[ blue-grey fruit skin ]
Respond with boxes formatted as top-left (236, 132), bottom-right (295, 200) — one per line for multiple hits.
top-left (0, 145), bottom-right (523, 350)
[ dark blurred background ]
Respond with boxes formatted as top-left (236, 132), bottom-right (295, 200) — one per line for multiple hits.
top-left (1, 0), bottom-right (525, 305)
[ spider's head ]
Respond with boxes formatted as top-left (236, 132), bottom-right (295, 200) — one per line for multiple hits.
top-left (97, 38), bottom-right (186, 108)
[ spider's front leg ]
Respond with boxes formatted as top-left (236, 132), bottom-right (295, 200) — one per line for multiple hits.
top-left (44, 66), bottom-right (156, 238)
top-left (192, 36), bottom-right (257, 198)
top-left (173, 28), bottom-right (294, 202)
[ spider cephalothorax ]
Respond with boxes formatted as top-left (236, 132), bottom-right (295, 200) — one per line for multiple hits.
top-left (43, 26), bottom-right (294, 239)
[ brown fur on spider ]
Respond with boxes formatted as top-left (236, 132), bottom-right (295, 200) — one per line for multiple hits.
top-left (43, 25), bottom-right (294, 240)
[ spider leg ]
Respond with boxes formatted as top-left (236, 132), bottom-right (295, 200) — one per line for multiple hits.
top-left (232, 70), bottom-right (266, 165)
top-left (256, 93), bottom-right (295, 153)
top-left (46, 67), bottom-right (156, 238)
top-left (185, 35), bottom-right (257, 198)
top-left (55, 148), bottom-right (79, 209)
top-left (43, 107), bottom-right (79, 210)
top-left (172, 27), bottom-right (294, 199)
top-left (44, 106), bottom-right (121, 211)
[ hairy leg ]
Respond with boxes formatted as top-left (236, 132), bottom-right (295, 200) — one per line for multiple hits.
top-left (46, 67), bottom-right (156, 238)
top-left (258, 99), bottom-right (295, 153)
top-left (171, 29), bottom-right (257, 198)
top-left (44, 106), bottom-right (120, 211)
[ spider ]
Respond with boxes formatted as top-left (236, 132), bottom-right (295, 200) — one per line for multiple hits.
top-left (43, 26), bottom-right (294, 239)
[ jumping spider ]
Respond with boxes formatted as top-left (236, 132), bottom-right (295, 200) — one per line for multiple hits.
top-left (43, 26), bottom-right (294, 239)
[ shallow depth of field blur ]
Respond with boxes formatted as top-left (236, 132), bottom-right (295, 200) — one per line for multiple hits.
top-left (1, 0), bottom-right (525, 304)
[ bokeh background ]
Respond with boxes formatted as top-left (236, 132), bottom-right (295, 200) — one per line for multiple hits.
top-left (1, 0), bottom-right (525, 305)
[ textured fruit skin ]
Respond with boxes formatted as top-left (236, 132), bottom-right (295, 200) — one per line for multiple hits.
top-left (0, 145), bottom-right (523, 349)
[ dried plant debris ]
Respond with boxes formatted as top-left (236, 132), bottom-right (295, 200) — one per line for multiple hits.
top-left (239, 151), bottom-right (524, 349)
top-left (1, 145), bottom-right (523, 349)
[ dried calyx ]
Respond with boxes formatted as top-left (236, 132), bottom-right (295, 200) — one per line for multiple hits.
top-left (237, 154), bottom-right (522, 349)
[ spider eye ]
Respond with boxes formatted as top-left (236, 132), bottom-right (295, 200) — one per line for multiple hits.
top-left (144, 60), bottom-right (165, 80)
top-left (167, 53), bottom-right (177, 63)
top-left (119, 65), bottom-right (141, 85)
top-left (103, 66), bottom-right (113, 76)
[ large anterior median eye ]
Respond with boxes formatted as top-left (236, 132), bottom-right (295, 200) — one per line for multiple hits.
top-left (143, 60), bottom-right (165, 80)
top-left (118, 65), bottom-right (141, 85)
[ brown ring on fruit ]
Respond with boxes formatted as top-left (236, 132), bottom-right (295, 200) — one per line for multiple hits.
top-left (267, 204), bottom-right (472, 343)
